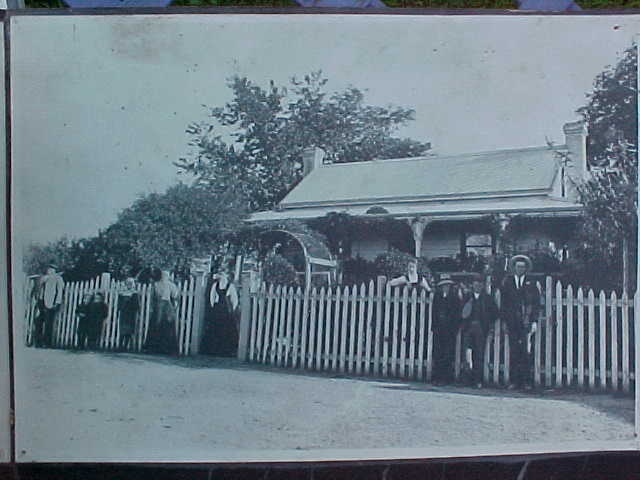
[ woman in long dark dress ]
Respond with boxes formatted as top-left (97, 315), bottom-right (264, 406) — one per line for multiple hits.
top-left (117, 277), bottom-right (140, 351)
top-left (145, 270), bottom-right (179, 355)
top-left (200, 271), bottom-right (239, 356)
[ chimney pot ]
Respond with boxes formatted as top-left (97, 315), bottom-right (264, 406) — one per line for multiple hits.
top-left (562, 120), bottom-right (588, 196)
top-left (302, 147), bottom-right (326, 177)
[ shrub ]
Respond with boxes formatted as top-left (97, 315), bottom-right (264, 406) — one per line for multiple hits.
top-left (262, 253), bottom-right (299, 287)
top-left (374, 250), bottom-right (433, 282)
top-left (341, 256), bottom-right (378, 286)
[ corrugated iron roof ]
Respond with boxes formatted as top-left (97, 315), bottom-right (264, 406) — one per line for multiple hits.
top-left (251, 195), bottom-right (581, 222)
top-left (280, 145), bottom-right (562, 208)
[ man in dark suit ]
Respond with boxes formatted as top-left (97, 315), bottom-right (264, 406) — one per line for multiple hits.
top-left (500, 255), bottom-right (541, 389)
top-left (431, 274), bottom-right (461, 384)
top-left (460, 274), bottom-right (498, 388)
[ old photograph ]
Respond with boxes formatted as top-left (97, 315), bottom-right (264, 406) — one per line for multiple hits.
top-left (8, 12), bottom-right (640, 462)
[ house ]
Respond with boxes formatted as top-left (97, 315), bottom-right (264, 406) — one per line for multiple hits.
top-left (250, 121), bottom-right (587, 273)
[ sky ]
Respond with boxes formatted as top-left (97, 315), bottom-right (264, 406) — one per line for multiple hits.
top-left (9, 13), bottom-right (640, 247)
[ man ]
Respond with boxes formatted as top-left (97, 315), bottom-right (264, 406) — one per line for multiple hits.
top-left (460, 274), bottom-right (497, 388)
top-left (431, 274), bottom-right (460, 384)
top-left (35, 264), bottom-right (65, 348)
top-left (500, 255), bottom-right (541, 389)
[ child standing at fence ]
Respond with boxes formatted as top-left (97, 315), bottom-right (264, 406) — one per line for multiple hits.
top-left (117, 278), bottom-right (140, 352)
top-left (76, 292), bottom-right (94, 349)
top-left (77, 292), bottom-right (109, 350)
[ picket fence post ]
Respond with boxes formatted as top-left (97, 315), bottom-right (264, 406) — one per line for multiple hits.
top-left (237, 273), bottom-right (252, 361)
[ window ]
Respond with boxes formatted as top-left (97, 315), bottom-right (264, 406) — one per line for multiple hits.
top-left (464, 233), bottom-right (493, 257)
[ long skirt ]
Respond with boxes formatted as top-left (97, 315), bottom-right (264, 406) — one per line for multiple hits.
top-left (200, 303), bottom-right (238, 357)
top-left (145, 300), bottom-right (178, 355)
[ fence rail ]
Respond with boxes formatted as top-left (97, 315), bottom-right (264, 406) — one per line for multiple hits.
top-left (242, 277), bottom-right (637, 392)
top-left (23, 273), bottom-right (200, 356)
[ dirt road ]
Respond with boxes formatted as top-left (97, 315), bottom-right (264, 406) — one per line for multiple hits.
top-left (13, 348), bottom-right (635, 462)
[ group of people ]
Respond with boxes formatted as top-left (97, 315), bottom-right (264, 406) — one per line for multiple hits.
top-left (31, 264), bottom-right (240, 357)
top-left (390, 255), bottom-right (541, 389)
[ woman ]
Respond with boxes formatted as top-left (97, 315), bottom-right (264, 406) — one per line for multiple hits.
top-left (388, 258), bottom-right (432, 291)
top-left (117, 277), bottom-right (140, 352)
top-left (200, 270), bottom-right (239, 357)
top-left (145, 270), bottom-right (179, 355)
top-left (388, 259), bottom-right (432, 377)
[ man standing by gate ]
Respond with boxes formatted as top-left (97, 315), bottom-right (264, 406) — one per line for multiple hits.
top-left (501, 255), bottom-right (541, 390)
top-left (35, 264), bottom-right (65, 348)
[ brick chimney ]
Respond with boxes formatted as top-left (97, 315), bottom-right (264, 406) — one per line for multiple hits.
top-left (563, 120), bottom-right (588, 184)
top-left (302, 147), bottom-right (326, 177)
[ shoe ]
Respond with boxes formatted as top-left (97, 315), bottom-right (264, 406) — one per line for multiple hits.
top-left (476, 382), bottom-right (483, 389)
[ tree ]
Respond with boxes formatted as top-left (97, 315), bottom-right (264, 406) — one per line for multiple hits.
top-left (101, 182), bottom-right (248, 274)
top-left (176, 71), bottom-right (431, 211)
top-left (23, 237), bottom-right (76, 277)
top-left (575, 44), bottom-right (638, 292)
top-left (22, 183), bottom-right (249, 281)
top-left (578, 45), bottom-right (637, 168)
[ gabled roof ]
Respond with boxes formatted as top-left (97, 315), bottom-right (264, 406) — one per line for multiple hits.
top-left (280, 145), bottom-right (564, 208)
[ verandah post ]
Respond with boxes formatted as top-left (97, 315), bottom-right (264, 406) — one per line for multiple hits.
top-left (237, 273), bottom-right (252, 361)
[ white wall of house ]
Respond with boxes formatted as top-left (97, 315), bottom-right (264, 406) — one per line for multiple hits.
top-left (351, 237), bottom-right (390, 261)
top-left (421, 231), bottom-right (460, 259)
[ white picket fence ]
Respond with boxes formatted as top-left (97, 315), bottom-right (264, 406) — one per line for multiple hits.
top-left (23, 274), bottom-right (200, 355)
top-left (242, 277), bottom-right (637, 392)
top-left (246, 281), bottom-right (434, 380)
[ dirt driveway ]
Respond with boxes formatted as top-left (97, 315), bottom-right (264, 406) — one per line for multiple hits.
top-left (13, 348), bottom-right (636, 462)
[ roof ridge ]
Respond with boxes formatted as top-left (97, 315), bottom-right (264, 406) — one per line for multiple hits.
top-left (322, 144), bottom-right (566, 168)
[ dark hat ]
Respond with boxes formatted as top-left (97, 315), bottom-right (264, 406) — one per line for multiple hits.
top-left (470, 273), bottom-right (485, 283)
top-left (509, 254), bottom-right (533, 273)
top-left (436, 273), bottom-right (455, 287)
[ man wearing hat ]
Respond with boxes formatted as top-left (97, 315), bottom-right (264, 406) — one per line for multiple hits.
top-left (35, 264), bottom-right (65, 348)
top-left (460, 273), bottom-right (498, 388)
top-left (431, 274), bottom-right (461, 384)
top-left (501, 255), bottom-right (541, 389)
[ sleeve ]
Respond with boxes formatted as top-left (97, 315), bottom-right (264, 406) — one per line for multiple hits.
top-left (388, 275), bottom-right (407, 287)
top-left (55, 277), bottom-right (65, 305)
top-left (227, 283), bottom-right (239, 311)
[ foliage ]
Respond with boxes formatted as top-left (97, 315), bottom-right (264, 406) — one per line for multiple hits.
top-left (578, 44), bottom-right (637, 168)
top-left (176, 71), bottom-right (431, 211)
top-left (308, 212), bottom-right (411, 258)
top-left (575, 43), bottom-right (638, 291)
top-left (23, 237), bottom-right (76, 277)
top-left (373, 249), bottom-right (432, 282)
top-left (262, 253), bottom-right (299, 287)
top-left (23, 183), bottom-right (248, 281)
top-left (340, 256), bottom-right (378, 286)
top-left (100, 182), bottom-right (248, 274)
